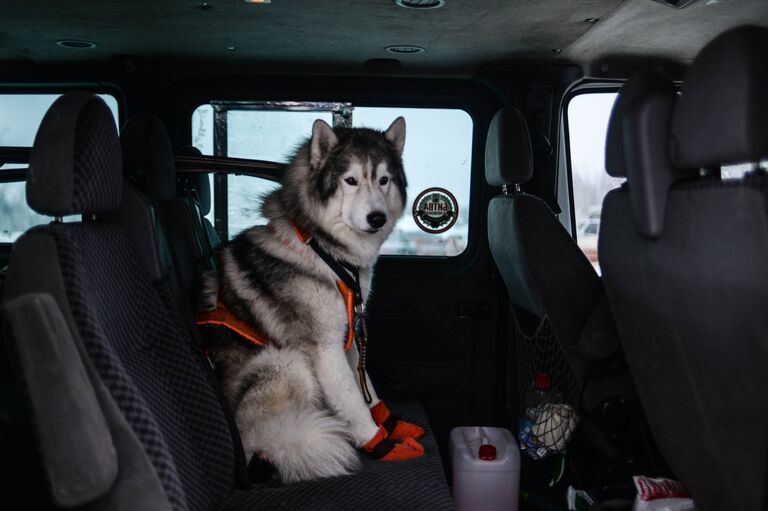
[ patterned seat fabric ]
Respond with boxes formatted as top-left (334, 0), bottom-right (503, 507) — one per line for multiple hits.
top-left (47, 221), bottom-right (236, 510)
top-left (221, 401), bottom-right (454, 511)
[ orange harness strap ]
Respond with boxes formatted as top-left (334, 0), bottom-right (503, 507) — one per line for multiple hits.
top-left (337, 280), bottom-right (355, 353)
top-left (197, 286), bottom-right (355, 352)
top-left (196, 299), bottom-right (268, 348)
top-left (196, 221), bottom-right (357, 352)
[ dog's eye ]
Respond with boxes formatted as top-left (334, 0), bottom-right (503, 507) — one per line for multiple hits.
top-left (344, 177), bottom-right (358, 186)
top-left (379, 176), bottom-right (389, 185)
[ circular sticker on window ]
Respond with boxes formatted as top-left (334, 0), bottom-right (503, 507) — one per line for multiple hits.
top-left (412, 188), bottom-right (459, 234)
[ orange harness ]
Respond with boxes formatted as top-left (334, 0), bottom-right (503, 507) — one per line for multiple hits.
top-left (195, 224), bottom-right (356, 353)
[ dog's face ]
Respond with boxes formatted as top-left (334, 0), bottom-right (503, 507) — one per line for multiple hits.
top-left (337, 154), bottom-right (397, 235)
top-left (308, 117), bottom-right (407, 240)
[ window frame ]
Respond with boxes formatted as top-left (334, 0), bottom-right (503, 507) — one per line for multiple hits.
top-left (559, 81), bottom-right (623, 239)
top-left (192, 98), bottom-right (477, 261)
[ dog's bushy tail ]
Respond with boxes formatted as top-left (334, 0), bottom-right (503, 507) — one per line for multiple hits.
top-left (239, 407), bottom-right (361, 483)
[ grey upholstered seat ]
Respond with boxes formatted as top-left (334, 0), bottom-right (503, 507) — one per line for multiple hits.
top-left (600, 26), bottom-right (768, 511)
top-left (486, 108), bottom-right (629, 413)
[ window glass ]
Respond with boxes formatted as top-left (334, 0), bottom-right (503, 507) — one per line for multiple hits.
top-left (225, 111), bottom-right (334, 236)
top-left (721, 162), bottom-right (768, 179)
top-left (228, 110), bottom-right (334, 162)
top-left (192, 104), bottom-right (473, 256)
top-left (353, 107), bottom-right (472, 256)
top-left (192, 104), bottom-right (214, 156)
top-left (227, 175), bottom-right (280, 238)
top-left (567, 92), bottom-right (621, 272)
top-left (0, 93), bottom-right (119, 243)
top-left (0, 94), bottom-right (118, 147)
top-left (0, 182), bottom-right (45, 242)
top-left (191, 107), bottom-right (335, 237)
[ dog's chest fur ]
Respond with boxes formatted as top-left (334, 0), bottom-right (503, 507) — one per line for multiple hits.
top-left (203, 219), bottom-right (373, 397)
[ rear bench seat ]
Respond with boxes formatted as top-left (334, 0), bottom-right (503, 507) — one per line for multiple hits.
top-left (1, 92), bottom-right (453, 510)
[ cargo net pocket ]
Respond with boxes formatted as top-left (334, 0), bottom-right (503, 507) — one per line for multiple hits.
top-left (514, 313), bottom-right (581, 460)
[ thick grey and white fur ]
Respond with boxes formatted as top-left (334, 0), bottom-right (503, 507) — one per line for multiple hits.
top-left (199, 117), bottom-right (408, 483)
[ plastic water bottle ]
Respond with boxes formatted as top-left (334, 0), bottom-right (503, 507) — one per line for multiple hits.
top-left (525, 372), bottom-right (555, 420)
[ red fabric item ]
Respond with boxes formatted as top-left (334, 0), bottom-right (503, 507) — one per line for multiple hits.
top-left (370, 401), bottom-right (390, 425)
top-left (361, 425), bottom-right (388, 452)
top-left (370, 401), bottom-right (426, 441)
top-left (381, 437), bottom-right (425, 461)
top-left (390, 422), bottom-right (426, 441)
top-left (361, 426), bottom-right (425, 461)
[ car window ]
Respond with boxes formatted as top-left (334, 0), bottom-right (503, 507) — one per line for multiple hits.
top-left (567, 91), bottom-right (621, 273)
top-left (0, 93), bottom-right (119, 242)
top-left (192, 102), bottom-right (473, 256)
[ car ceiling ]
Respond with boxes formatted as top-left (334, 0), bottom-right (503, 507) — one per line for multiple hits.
top-left (2, 0), bottom-right (767, 77)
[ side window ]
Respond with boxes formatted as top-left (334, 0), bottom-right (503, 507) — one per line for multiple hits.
top-left (192, 102), bottom-right (473, 256)
top-left (0, 93), bottom-right (119, 243)
top-left (566, 91), bottom-right (621, 272)
top-left (191, 106), bottom-right (333, 237)
top-left (353, 107), bottom-right (472, 256)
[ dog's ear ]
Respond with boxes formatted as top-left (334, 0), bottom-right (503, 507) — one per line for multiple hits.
top-left (310, 119), bottom-right (338, 169)
top-left (384, 117), bottom-right (406, 156)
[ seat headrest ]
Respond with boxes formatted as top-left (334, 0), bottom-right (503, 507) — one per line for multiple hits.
top-left (27, 93), bottom-right (122, 216)
top-left (606, 70), bottom-right (696, 239)
top-left (120, 114), bottom-right (176, 202)
top-left (484, 108), bottom-right (533, 187)
top-left (605, 71), bottom-right (675, 178)
top-left (605, 93), bottom-right (627, 178)
top-left (176, 146), bottom-right (211, 215)
top-left (671, 25), bottom-right (768, 169)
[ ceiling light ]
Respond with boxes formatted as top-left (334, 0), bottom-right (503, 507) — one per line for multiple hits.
top-left (395, 0), bottom-right (445, 9)
top-left (649, 0), bottom-right (697, 8)
top-left (386, 45), bottom-right (426, 55)
top-left (197, 2), bottom-right (213, 10)
top-left (245, 0), bottom-right (271, 3)
top-left (56, 40), bottom-right (97, 49)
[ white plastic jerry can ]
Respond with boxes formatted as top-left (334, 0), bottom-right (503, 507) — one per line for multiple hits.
top-left (449, 426), bottom-right (521, 511)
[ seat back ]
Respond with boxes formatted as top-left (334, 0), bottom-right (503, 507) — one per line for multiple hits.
top-left (176, 145), bottom-right (220, 252)
top-left (120, 119), bottom-right (217, 306)
top-left (600, 26), bottom-right (768, 511)
top-left (172, 146), bottom-right (219, 297)
top-left (3, 93), bottom-right (237, 510)
top-left (117, 114), bottom-right (194, 311)
top-left (486, 108), bottom-right (622, 411)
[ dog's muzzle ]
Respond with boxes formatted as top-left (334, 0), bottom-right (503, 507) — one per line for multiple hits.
top-left (367, 212), bottom-right (387, 229)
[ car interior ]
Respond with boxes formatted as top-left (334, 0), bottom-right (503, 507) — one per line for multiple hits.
top-left (1, 1), bottom-right (767, 510)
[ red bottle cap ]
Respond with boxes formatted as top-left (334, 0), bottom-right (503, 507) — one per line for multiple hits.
top-left (534, 372), bottom-right (551, 391)
top-left (478, 444), bottom-right (497, 461)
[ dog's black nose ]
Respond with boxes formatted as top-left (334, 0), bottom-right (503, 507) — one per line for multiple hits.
top-left (367, 212), bottom-right (387, 229)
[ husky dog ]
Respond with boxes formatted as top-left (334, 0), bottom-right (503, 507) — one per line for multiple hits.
top-left (198, 117), bottom-right (426, 483)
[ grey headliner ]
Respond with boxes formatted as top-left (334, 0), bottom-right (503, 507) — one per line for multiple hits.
top-left (2, 0), bottom-right (767, 77)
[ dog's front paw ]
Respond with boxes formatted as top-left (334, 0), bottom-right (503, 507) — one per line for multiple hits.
top-left (389, 420), bottom-right (426, 441)
top-left (362, 426), bottom-right (425, 461)
top-left (370, 401), bottom-right (426, 441)
top-left (380, 437), bottom-right (425, 461)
